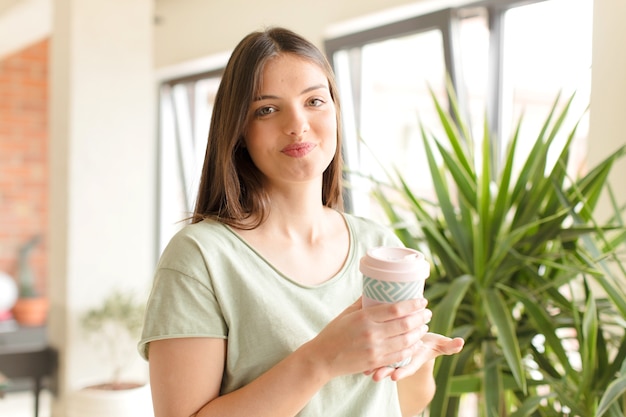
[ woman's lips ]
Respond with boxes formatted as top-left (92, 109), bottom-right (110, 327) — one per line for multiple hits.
top-left (281, 142), bottom-right (315, 158)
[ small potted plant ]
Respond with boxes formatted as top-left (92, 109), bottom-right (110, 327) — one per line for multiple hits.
top-left (11, 235), bottom-right (49, 326)
top-left (67, 289), bottom-right (153, 417)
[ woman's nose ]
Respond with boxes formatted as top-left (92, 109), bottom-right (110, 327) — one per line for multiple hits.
top-left (284, 107), bottom-right (309, 137)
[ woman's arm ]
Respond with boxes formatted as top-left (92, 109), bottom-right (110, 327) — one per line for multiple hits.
top-left (149, 338), bottom-right (225, 416)
top-left (149, 337), bottom-right (331, 417)
top-left (395, 333), bottom-right (465, 416)
top-left (397, 360), bottom-right (436, 417)
top-left (149, 297), bottom-right (431, 417)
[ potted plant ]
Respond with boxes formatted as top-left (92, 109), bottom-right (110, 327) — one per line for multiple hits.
top-left (67, 289), bottom-right (153, 417)
top-left (11, 235), bottom-right (49, 326)
top-left (367, 89), bottom-right (626, 416)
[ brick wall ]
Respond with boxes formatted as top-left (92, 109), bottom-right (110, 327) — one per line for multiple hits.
top-left (0, 39), bottom-right (49, 296)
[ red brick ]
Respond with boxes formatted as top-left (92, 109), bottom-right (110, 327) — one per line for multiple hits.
top-left (0, 38), bottom-right (49, 293)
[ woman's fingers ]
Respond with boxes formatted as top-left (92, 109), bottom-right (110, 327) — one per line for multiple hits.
top-left (362, 299), bottom-right (431, 348)
top-left (365, 298), bottom-right (428, 323)
top-left (366, 323), bottom-right (433, 382)
top-left (386, 333), bottom-right (465, 381)
top-left (421, 332), bottom-right (465, 355)
top-left (313, 297), bottom-right (433, 377)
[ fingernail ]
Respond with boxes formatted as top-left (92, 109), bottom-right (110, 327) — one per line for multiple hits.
top-left (424, 309), bottom-right (433, 323)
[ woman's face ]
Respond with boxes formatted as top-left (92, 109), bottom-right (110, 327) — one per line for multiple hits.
top-left (244, 53), bottom-right (337, 190)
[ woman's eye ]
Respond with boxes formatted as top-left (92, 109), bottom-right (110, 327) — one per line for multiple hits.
top-left (255, 106), bottom-right (275, 117)
top-left (308, 98), bottom-right (325, 107)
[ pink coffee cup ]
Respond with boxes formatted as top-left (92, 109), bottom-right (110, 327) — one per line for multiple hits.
top-left (360, 246), bottom-right (430, 308)
top-left (360, 246), bottom-right (430, 367)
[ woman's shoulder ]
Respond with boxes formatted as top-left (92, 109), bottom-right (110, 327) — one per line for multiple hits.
top-left (158, 219), bottom-right (236, 265)
top-left (342, 212), bottom-right (402, 247)
top-left (168, 218), bottom-right (233, 242)
top-left (343, 212), bottom-right (391, 232)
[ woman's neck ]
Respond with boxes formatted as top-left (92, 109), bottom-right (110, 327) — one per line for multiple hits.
top-left (254, 180), bottom-right (336, 242)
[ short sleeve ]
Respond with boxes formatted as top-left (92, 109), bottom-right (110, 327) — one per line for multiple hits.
top-left (138, 230), bottom-right (228, 360)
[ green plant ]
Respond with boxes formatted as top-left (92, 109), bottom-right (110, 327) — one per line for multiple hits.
top-left (17, 235), bottom-right (41, 298)
top-left (81, 289), bottom-right (146, 389)
top-left (369, 89), bottom-right (626, 416)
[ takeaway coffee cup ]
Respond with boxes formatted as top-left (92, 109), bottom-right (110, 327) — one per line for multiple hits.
top-left (360, 246), bottom-right (430, 367)
top-left (360, 246), bottom-right (430, 307)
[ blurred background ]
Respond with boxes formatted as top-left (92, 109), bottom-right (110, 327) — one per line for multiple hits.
top-left (0, 0), bottom-right (624, 416)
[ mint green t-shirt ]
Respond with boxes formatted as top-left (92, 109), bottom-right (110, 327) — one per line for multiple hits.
top-left (139, 213), bottom-right (404, 416)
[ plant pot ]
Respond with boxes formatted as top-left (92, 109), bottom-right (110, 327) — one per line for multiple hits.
top-left (11, 297), bottom-right (49, 326)
top-left (67, 382), bottom-right (153, 417)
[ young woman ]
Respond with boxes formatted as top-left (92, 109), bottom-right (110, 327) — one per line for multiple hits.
top-left (139, 27), bottom-right (464, 417)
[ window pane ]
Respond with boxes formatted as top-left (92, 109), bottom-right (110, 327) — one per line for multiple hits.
top-left (458, 8), bottom-right (490, 142)
top-left (335, 30), bottom-right (447, 220)
top-left (158, 76), bottom-right (220, 252)
top-left (501, 0), bottom-right (592, 175)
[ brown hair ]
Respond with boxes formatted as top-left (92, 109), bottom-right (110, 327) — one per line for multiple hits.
top-left (191, 27), bottom-right (344, 228)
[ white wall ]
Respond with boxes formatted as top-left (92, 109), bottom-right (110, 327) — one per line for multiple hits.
top-left (152, 0), bottom-right (460, 68)
top-left (48, 1), bottom-right (155, 414)
top-left (0, 0), bottom-right (51, 59)
top-left (588, 0), bottom-right (626, 220)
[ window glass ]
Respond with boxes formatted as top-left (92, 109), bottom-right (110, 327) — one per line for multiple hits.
top-left (501, 0), bottom-right (592, 176)
top-left (334, 30), bottom-right (447, 219)
top-left (458, 8), bottom-right (489, 143)
top-left (157, 76), bottom-right (220, 251)
top-left (329, 0), bottom-right (593, 221)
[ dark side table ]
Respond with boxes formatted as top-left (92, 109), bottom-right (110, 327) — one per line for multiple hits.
top-left (0, 323), bottom-right (57, 417)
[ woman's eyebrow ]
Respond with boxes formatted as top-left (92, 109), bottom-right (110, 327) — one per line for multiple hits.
top-left (254, 84), bottom-right (328, 101)
top-left (300, 84), bottom-right (328, 94)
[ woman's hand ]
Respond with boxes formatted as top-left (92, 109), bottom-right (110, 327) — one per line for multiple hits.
top-left (358, 298), bottom-right (465, 382)
top-left (365, 332), bottom-right (465, 382)
top-left (304, 297), bottom-right (432, 380)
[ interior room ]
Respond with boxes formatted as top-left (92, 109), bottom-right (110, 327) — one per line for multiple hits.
top-left (0, 0), bottom-right (624, 416)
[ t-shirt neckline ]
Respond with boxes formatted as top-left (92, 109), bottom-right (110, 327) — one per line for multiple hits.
top-left (220, 213), bottom-right (356, 289)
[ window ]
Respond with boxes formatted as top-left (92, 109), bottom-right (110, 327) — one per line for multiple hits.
top-left (333, 26), bottom-right (448, 217)
top-left (326, 0), bottom-right (593, 221)
top-left (157, 71), bottom-right (221, 252)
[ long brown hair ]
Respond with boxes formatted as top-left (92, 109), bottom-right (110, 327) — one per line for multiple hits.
top-left (191, 27), bottom-right (344, 228)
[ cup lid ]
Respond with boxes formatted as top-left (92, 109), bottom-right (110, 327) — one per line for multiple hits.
top-left (359, 247), bottom-right (430, 282)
